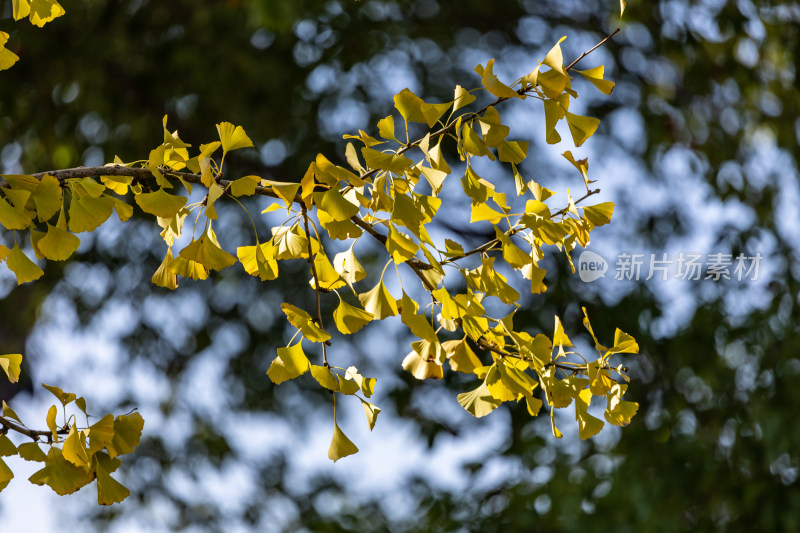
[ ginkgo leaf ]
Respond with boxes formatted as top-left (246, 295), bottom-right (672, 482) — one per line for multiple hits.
top-left (62, 426), bottom-right (90, 468)
top-left (311, 365), bottom-right (339, 391)
top-left (605, 399), bottom-right (639, 427)
top-left (608, 329), bottom-right (639, 355)
top-left (453, 85), bottom-right (476, 111)
top-left (328, 421), bottom-right (358, 462)
top-left (0, 457), bottom-right (12, 492)
top-left (457, 380), bottom-right (502, 418)
top-left (442, 340), bottom-right (481, 374)
top-left (6, 244), bottom-right (44, 284)
top-left (316, 189), bottom-right (359, 221)
top-left (0, 354), bottom-right (22, 383)
top-left (2, 401), bottom-right (22, 424)
top-left (169, 256), bottom-right (208, 280)
top-left (217, 122), bottom-right (254, 153)
top-left (553, 315), bottom-right (573, 347)
top-left (576, 65), bottom-right (615, 95)
top-left (28, 448), bottom-right (93, 496)
top-left (135, 188), bottom-right (187, 219)
top-left (0, 195), bottom-right (32, 230)
top-left (361, 148), bottom-right (413, 174)
top-left (476, 59), bottom-right (522, 99)
top-left (345, 366), bottom-right (376, 398)
top-left (27, 0), bottom-right (65, 27)
top-left (360, 400), bottom-right (380, 431)
top-left (106, 412), bottom-right (144, 459)
top-left (0, 435), bottom-right (16, 457)
top-left (31, 174), bottom-right (62, 221)
top-left (401, 349), bottom-right (443, 380)
top-left (18, 442), bottom-right (46, 462)
top-left (281, 303), bottom-right (331, 343)
top-left (267, 343), bottom-right (311, 385)
top-left (94, 457), bottom-right (130, 506)
top-left (179, 232), bottom-right (237, 271)
top-left (152, 248), bottom-right (179, 290)
top-left (386, 226), bottom-right (418, 263)
top-left (583, 202), bottom-right (614, 227)
top-left (37, 223), bottom-right (80, 261)
top-left (230, 175), bottom-right (260, 197)
top-left (377, 115), bottom-right (395, 141)
top-left (497, 141), bottom-right (529, 164)
top-left (333, 299), bottom-right (373, 335)
top-left (565, 112), bottom-right (600, 147)
top-left (87, 414), bottom-right (115, 456)
top-left (332, 248), bottom-right (366, 285)
top-left (237, 242), bottom-right (278, 281)
top-left (575, 389), bottom-right (604, 440)
top-left (358, 280), bottom-right (398, 320)
top-left (470, 203), bottom-right (504, 224)
top-left (0, 32), bottom-right (19, 71)
top-left (46, 405), bottom-right (59, 442)
top-left (68, 196), bottom-right (114, 233)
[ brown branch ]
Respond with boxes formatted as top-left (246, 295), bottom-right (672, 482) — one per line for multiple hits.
top-left (565, 27), bottom-right (620, 72)
top-left (0, 415), bottom-right (68, 442)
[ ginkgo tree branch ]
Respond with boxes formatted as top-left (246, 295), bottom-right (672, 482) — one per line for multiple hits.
top-left (0, 415), bottom-right (68, 442)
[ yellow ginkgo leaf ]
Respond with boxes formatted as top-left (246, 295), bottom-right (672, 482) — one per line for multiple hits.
top-left (0, 354), bottom-right (22, 383)
top-left (67, 196), bottom-right (114, 233)
top-left (152, 248), bottom-right (179, 290)
top-left (216, 122), bottom-right (254, 153)
top-left (178, 231), bottom-right (237, 272)
top-left (27, 0), bottom-right (65, 27)
top-left (6, 244), bottom-right (43, 284)
top-left (31, 174), bottom-right (62, 221)
top-left (360, 400), bottom-right (380, 431)
top-left (476, 59), bottom-right (522, 99)
top-left (333, 299), bottom-right (373, 335)
top-left (134, 188), bottom-right (188, 219)
top-left (457, 380), bottom-right (502, 418)
top-left (328, 420), bottom-right (359, 462)
top-left (37, 223), bottom-right (80, 261)
top-left (358, 280), bottom-right (398, 320)
top-left (0, 195), bottom-right (32, 230)
top-left (94, 457), bottom-right (130, 506)
top-left (28, 448), bottom-right (93, 496)
top-left (266, 343), bottom-right (310, 385)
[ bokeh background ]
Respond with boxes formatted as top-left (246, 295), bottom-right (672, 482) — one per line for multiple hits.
top-left (1, 0), bottom-right (799, 530)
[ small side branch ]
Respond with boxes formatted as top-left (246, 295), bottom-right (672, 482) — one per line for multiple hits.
top-left (0, 415), bottom-right (68, 442)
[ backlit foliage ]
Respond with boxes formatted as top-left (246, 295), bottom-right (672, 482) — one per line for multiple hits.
top-left (0, 0), bottom-right (637, 501)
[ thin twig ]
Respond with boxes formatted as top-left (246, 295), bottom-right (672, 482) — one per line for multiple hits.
top-left (0, 415), bottom-right (68, 441)
top-left (565, 27), bottom-right (620, 72)
top-left (301, 204), bottom-right (330, 365)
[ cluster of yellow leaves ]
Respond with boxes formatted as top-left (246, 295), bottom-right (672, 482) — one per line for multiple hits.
top-left (1, 0), bottom-right (67, 72)
top-left (0, 355), bottom-right (143, 503)
top-left (1, 23), bottom-right (637, 465)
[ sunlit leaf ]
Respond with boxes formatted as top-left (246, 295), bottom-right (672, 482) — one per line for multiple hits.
top-left (94, 456), bottom-right (130, 505)
top-left (6, 244), bottom-right (44, 284)
top-left (267, 343), bottom-right (311, 385)
top-left (311, 365), bottom-right (339, 391)
top-left (217, 122), bottom-right (254, 153)
top-left (565, 112), bottom-right (600, 147)
top-left (0, 354), bottom-right (22, 383)
top-left (457, 380), bottom-right (502, 418)
top-left (68, 196), bottom-right (114, 233)
top-left (360, 400), bottom-right (381, 431)
top-left (333, 299), bottom-right (373, 335)
top-left (178, 231), bottom-right (237, 271)
top-left (134, 189), bottom-right (187, 219)
top-left (18, 442), bottom-right (46, 462)
top-left (0, 32), bottom-right (20, 71)
top-left (281, 303), bottom-right (331, 343)
top-left (328, 421), bottom-right (358, 462)
top-left (358, 280), bottom-right (398, 320)
top-left (106, 412), bottom-right (144, 459)
top-left (37, 223), bottom-right (80, 261)
top-left (575, 389), bottom-right (604, 440)
top-left (475, 59), bottom-right (521, 99)
top-left (29, 448), bottom-right (93, 496)
top-left (583, 202), bottom-right (615, 227)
